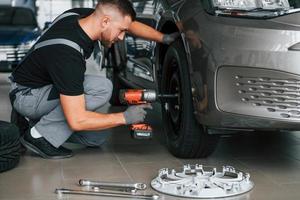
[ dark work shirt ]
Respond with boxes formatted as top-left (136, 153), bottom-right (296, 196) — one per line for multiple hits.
top-left (12, 8), bottom-right (95, 96)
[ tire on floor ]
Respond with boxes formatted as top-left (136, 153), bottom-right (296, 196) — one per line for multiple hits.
top-left (0, 121), bottom-right (20, 173)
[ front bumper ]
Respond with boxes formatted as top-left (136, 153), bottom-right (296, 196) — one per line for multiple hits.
top-left (217, 66), bottom-right (300, 121)
top-left (212, 66), bottom-right (300, 131)
top-left (190, 12), bottom-right (300, 131)
top-left (0, 45), bottom-right (29, 72)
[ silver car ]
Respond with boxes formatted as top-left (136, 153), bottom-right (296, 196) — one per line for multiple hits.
top-left (106, 0), bottom-right (300, 158)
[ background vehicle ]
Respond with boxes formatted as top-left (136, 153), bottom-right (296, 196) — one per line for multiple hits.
top-left (107, 0), bottom-right (300, 158)
top-left (0, 0), bottom-right (40, 72)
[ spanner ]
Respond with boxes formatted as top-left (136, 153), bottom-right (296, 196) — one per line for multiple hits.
top-left (91, 186), bottom-right (137, 193)
top-left (55, 188), bottom-right (160, 200)
top-left (79, 179), bottom-right (147, 190)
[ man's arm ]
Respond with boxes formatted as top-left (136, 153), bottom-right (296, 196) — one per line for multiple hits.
top-left (128, 21), bottom-right (163, 43)
top-left (60, 94), bottom-right (125, 131)
top-left (60, 94), bottom-right (151, 131)
top-left (128, 21), bottom-right (180, 45)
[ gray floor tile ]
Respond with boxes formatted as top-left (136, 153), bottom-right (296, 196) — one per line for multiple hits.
top-left (0, 167), bottom-right (62, 199)
top-left (17, 152), bottom-right (62, 169)
top-left (123, 160), bottom-right (182, 182)
top-left (62, 162), bottom-right (129, 181)
top-left (0, 101), bottom-right (11, 111)
top-left (238, 155), bottom-right (300, 184)
top-left (280, 183), bottom-right (300, 199)
top-left (61, 147), bottom-right (119, 169)
top-left (113, 143), bottom-right (179, 165)
top-left (243, 170), bottom-right (282, 200)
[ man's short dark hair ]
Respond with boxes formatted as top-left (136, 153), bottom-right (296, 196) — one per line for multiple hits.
top-left (97, 0), bottom-right (136, 21)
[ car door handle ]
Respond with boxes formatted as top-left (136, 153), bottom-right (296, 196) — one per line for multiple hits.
top-left (288, 42), bottom-right (300, 51)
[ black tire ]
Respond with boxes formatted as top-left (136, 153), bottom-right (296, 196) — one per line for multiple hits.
top-left (161, 40), bottom-right (219, 158)
top-left (10, 108), bottom-right (29, 137)
top-left (0, 121), bottom-right (21, 173)
top-left (108, 68), bottom-right (125, 106)
top-left (107, 41), bottom-right (127, 106)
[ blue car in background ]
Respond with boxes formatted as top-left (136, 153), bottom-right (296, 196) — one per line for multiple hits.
top-left (0, 0), bottom-right (40, 72)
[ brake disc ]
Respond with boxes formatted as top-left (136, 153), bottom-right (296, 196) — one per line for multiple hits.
top-left (151, 164), bottom-right (254, 198)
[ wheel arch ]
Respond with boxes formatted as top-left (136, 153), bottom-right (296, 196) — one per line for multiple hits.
top-left (156, 19), bottom-right (197, 112)
top-left (157, 21), bottom-right (179, 73)
top-left (156, 19), bottom-right (193, 80)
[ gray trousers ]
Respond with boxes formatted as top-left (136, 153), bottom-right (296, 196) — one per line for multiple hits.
top-left (11, 75), bottom-right (113, 148)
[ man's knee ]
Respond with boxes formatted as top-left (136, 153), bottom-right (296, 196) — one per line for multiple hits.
top-left (103, 78), bottom-right (113, 101)
top-left (84, 75), bottom-right (113, 110)
top-left (97, 77), bottom-right (112, 102)
top-left (85, 75), bottom-right (112, 99)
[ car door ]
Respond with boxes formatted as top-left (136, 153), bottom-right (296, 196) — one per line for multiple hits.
top-left (122, 0), bottom-right (158, 89)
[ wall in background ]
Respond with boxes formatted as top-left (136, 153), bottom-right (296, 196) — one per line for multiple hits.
top-left (36, 0), bottom-right (97, 28)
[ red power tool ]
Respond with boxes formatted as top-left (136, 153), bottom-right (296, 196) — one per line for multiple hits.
top-left (119, 89), bottom-right (177, 139)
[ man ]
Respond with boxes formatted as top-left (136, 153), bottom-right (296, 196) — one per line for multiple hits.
top-left (9, 0), bottom-right (178, 159)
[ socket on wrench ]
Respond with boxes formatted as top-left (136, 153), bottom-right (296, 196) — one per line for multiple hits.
top-left (79, 179), bottom-right (147, 190)
top-left (55, 188), bottom-right (160, 200)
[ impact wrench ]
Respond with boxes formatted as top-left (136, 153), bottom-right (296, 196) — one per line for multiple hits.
top-left (119, 89), bottom-right (178, 139)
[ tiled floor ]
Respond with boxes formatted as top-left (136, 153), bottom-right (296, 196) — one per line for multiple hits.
top-left (1, 72), bottom-right (300, 200)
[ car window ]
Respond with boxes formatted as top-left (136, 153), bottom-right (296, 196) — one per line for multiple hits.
top-left (0, 7), bottom-right (36, 26)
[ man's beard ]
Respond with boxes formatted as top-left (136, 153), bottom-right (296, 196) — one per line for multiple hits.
top-left (101, 31), bottom-right (116, 48)
top-left (102, 41), bottom-right (112, 48)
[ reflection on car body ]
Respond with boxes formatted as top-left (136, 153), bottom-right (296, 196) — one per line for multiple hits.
top-left (107, 0), bottom-right (300, 158)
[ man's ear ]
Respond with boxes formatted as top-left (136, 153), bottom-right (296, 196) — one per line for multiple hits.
top-left (101, 15), bottom-right (111, 30)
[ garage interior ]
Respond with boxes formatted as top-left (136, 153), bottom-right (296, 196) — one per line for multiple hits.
top-left (1, 0), bottom-right (300, 199)
top-left (1, 66), bottom-right (300, 200)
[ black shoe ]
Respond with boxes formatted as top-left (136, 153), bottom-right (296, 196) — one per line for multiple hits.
top-left (20, 129), bottom-right (73, 159)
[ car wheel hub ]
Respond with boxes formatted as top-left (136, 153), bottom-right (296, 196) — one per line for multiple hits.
top-left (168, 69), bottom-right (181, 129)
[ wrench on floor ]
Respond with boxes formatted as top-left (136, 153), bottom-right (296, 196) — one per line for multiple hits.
top-left (55, 188), bottom-right (160, 200)
top-left (79, 179), bottom-right (147, 190)
top-left (91, 186), bottom-right (137, 193)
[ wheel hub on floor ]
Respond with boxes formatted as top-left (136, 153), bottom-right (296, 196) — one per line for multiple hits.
top-left (151, 164), bottom-right (254, 198)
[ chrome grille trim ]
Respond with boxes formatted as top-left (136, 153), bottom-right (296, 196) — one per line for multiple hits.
top-left (0, 45), bottom-right (31, 62)
top-left (216, 66), bottom-right (300, 121)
